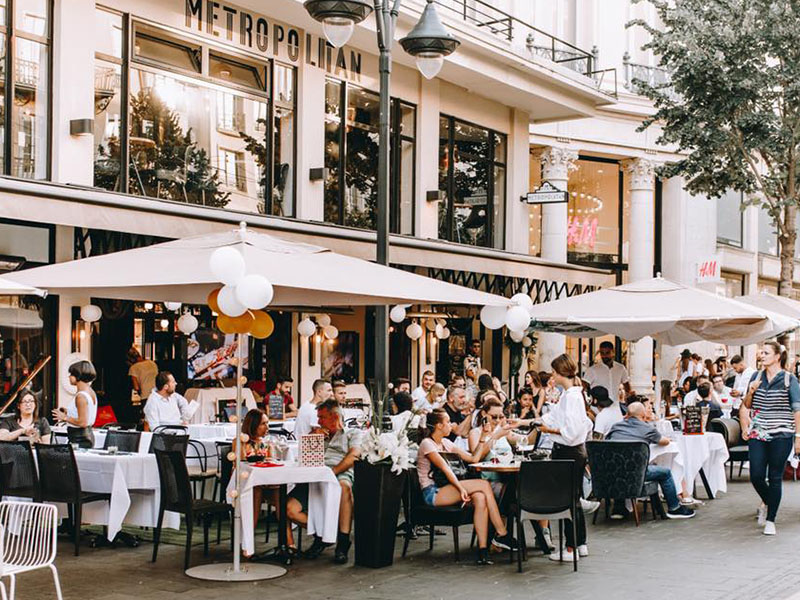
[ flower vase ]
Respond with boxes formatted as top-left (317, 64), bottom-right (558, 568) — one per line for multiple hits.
top-left (353, 460), bottom-right (406, 568)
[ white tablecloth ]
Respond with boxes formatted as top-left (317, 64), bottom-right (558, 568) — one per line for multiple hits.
top-left (651, 432), bottom-right (729, 498)
top-left (74, 451), bottom-right (180, 539)
top-left (184, 388), bottom-right (257, 424)
top-left (187, 423), bottom-right (237, 440)
top-left (232, 464), bottom-right (340, 555)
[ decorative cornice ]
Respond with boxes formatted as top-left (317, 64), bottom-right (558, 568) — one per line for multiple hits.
top-left (622, 158), bottom-right (657, 191)
top-left (538, 147), bottom-right (579, 181)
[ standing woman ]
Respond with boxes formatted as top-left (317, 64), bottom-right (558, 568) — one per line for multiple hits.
top-left (740, 341), bottom-right (800, 536)
top-left (52, 360), bottom-right (98, 449)
top-left (538, 354), bottom-right (593, 562)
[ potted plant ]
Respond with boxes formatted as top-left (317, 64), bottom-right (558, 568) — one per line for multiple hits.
top-left (353, 424), bottom-right (411, 568)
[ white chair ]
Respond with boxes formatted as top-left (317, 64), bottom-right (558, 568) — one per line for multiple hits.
top-left (0, 501), bottom-right (63, 600)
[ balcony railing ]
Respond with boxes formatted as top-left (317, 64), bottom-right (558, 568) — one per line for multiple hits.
top-left (432, 0), bottom-right (617, 97)
top-left (622, 52), bottom-right (677, 100)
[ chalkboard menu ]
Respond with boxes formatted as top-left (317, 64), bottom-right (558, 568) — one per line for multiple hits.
top-left (268, 394), bottom-right (285, 421)
top-left (682, 405), bottom-right (703, 435)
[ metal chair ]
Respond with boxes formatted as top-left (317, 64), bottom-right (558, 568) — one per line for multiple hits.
top-left (186, 440), bottom-right (216, 497)
top-left (513, 459), bottom-right (579, 573)
top-left (103, 430), bottom-right (142, 453)
top-left (0, 443), bottom-right (39, 501)
top-left (152, 450), bottom-right (233, 571)
top-left (148, 433), bottom-right (189, 455)
top-left (34, 444), bottom-right (111, 556)
top-left (0, 501), bottom-right (63, 600)
top-left (709, 418), bottom-right (749, 479)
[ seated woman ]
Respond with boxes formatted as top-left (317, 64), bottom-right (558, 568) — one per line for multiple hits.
top-left (0, 389), bottom-right (51, 444)
top-left (417, 408), bottom-right (517, 565)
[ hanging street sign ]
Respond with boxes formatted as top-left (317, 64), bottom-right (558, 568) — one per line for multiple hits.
top-left (521, 180), bottom-right (569, 205)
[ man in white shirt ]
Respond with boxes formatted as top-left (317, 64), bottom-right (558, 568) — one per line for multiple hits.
top-left (730, 355), bottom-right (756, 402)
top-left (590, 386), bottom-right (622, 436)
top-left (711, 373), bottom-right (736, 415)
top-left (294, 378), bottom-right (332, 438)
top-left (411, 370), bottom-right (436, 411)
top-left (584, 341), bottom-right (631, 403)
top-left (682, 374), bottom-right (719, 406)
top-left (143, 371), bottom-right (198, 430)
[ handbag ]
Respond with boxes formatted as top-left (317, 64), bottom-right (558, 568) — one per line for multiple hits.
top-left (430, 451), bottom-right (468, 488)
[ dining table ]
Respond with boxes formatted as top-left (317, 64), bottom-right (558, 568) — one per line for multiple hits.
top-left (184, 388), bottom-right (258, 424)
top-left (650, 431), bottom-right (730, 499)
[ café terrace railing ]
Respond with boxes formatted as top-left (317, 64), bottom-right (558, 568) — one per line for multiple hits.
top-left (432, 0), bottom-right (617, 97)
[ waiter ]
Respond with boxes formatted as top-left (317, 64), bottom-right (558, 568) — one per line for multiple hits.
top-left (584, 341), bottom-right (632, 403)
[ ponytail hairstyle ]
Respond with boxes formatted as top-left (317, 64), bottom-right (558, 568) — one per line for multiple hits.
top-left (551, 353), bottom-right (580, 387)
top-left (763, 340), bottom-right (788, 369)
top-left (419, 408), bottom-right (448, 441)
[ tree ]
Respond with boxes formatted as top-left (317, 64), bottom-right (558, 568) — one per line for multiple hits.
top-left (630, 0), bottom-right (800, 296)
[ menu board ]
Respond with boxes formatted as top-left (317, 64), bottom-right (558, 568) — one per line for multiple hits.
top-left (682, 405), bottom-right (703, 435)
top-left (268, 394), bottom-right (285, 421)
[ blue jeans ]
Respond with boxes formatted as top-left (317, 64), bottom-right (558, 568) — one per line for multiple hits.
top-left (645, 465), bottom-right (680, 511)
top-left (749, 436), bottom-right (793, 523)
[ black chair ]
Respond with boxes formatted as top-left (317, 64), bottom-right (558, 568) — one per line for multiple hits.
top-left (152, 450), bottom-right (233, 570)
top-left (66, 427), bottom-right (94, 449)
top-left (103, 430), bottom-right (142, 453)
top-left (186, 440), bottom-right (217, 497)
top-left (709, 418), bottom-right (749, 479)
top-left (513, 459), bottom-right (580, 572)
top-left (585, 441), bottom-right (664, 527)
top-left (0, 441), bottom-right (39, 500)
top-left (401, 468), bottom-right (474, 561)
top-left (35, 444), bottom-right (111, 556)
top-left (215, 443), bottom-right (233, 544)
top-left (152, 425), bottom-right (188, 435)
top-left (101, 422), bottom-right (136, 430)
top-left (149, 433), bottom-right (189, 455)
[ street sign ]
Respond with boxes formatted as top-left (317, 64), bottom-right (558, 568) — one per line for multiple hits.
top-left (521, 180), bottom-right (569, 204)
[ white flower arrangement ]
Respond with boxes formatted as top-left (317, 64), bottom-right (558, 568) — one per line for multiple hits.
top-left (361, 427), bottom-right (411, 475)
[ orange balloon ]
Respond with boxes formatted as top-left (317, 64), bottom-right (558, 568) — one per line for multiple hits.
top-left (230, 311), bottom-right (255, 334)
top-left (250, 311), bottom-right (274, 339)
top-left (217, 314), bottom-right (235, 334)
top-left (207, 287), bottom-right (222, 313)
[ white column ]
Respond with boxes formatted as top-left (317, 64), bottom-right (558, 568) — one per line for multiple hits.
top-left (417, 78), bottom-right (440, 239)
top-left (505, 109), bottom-right (531, 254)
top-left (536, 147), bottom-right (577, 370)
top-left (623, 158), bottom-right (656, 395)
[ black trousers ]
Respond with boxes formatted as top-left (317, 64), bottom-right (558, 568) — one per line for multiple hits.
top-left (550, 442), bottom-right (587, 548)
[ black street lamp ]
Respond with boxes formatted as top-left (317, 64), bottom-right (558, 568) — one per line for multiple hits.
top-left (304, 0), bottom-right (459, 418)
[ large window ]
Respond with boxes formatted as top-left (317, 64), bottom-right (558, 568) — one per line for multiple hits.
top-left (324, 79), bottom-right (415, 233)
top-left (93, 16), bottom-right (296, 217)
top-left (569, 158), bottom-right (621, 264)
top-left (717, 189), bottom-right (743, 247)
top-left (438, 116), bottom-right (506, 248)
top-left (0, 0), bottom-right (50, 179)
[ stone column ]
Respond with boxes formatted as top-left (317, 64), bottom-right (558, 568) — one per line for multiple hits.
top-left (536, 147), bottom-right (577, 370)
top-left (623, 158), bottom-right (657, 395)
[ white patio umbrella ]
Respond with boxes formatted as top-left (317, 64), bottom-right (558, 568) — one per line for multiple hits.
top-left (0, 278), bottom-right (46, 297)
top-left (527, 276), bottom-right (798, 346)
top-left (0, 225), bottom-right (509, 307)
top-left (736, 291), bottom-right (800, 321)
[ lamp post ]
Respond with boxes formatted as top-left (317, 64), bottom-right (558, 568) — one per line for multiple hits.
top-left (304, 0), bottom-right (458, 420)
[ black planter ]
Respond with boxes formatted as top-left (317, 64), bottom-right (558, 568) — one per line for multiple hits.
top-left (353, 460), bottom-right (406, 568)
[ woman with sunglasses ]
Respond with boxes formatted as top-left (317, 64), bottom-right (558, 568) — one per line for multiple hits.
top-left (0, 389), bottom-right (51, 443)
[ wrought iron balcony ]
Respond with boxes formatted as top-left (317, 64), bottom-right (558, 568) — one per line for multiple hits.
top-left (622, 52), bottom-right (677, 100)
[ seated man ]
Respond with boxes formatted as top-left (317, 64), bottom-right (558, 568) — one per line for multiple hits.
top-left (591, 386), bottom-right (622, 437)
top-left (332, 380), bottom-right (348, 404)
top-left (695, 381), bottom-right (723, 420)
top-left (287, 400), bottom-right (361, 564)
top-left (143, 371), bottom-right (198, 430)
top-left (605, 402), bottom-right (695, 519)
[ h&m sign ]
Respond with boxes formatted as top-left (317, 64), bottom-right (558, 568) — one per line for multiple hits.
top-left (696, 256), bottom-right (721, 284)
top-left (184, 0), bottom-right (363, 81)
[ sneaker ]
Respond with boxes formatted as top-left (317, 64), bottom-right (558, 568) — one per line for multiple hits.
top-left (548, 548), bottom-right (577, 562)
top-left (580, 499), bottom-right (600, 514)
top-left (301, 535), bottom-right (332, 559)
top-left (666, 505), bottom-right (696, 519)
top-left (333, 532), bottom-right (351, 564)
top-left (577, 544), bottom-right (589, 557)
top-left (610, 509), bottom-right (628, 520)
top-left (541, 528), bottom-right (555, 551)
top-left (475, 548), bottom-right (494, 565)
top-left (491, 532), bottom-right (518, 551)
top-left (757, 504), bottom-right (767, 527)
top-left (763, 521), bottom-right (776, 536)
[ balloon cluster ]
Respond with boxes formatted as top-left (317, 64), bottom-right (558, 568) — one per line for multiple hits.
top-left (479, 293), bottom-right (535, 346)
top-left (208, 247), bottom-right (275, 339)
top-left (389, 306), bottom-right (451, 341)
top-left (296, 313), bottom-right (338, 340)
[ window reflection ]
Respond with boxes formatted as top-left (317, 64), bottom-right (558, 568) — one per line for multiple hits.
top-left (94, 62), bottom-right (122, 191)
top-left (567, 159), bottom-right (620, 263)
top-left (345, 87), bottom-right (379, 229)
top-left (12, 37), bottom-right (47, 179)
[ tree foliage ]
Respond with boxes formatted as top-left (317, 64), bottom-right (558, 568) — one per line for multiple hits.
top-left (630, 0), bottom-right (800, 293)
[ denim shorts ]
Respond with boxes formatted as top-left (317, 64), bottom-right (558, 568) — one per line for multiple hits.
top-left (421, 485), bottom-right (438, 506)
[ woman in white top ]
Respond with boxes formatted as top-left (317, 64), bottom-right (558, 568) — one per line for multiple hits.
top-left (539, 354), bottom-right (593, 563)
top-left (52, 360), bottom-right (98, 449)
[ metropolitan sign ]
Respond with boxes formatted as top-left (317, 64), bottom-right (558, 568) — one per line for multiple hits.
top-left (521, 181), bottom-right (569, 205)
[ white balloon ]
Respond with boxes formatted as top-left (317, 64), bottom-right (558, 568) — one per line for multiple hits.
top-left (317, 314), bottom-right (332, 327)
top-left (406, 322), bottom-right (423, 340)
top-left (509, 329), bottom-right (525, 343)
top-left (510, 293), bottom-right (534, 309)
top-left (217, 284), bottom-right (247, 317)
top-left (389, 305), bottom-right (407, 323)
top-left (209, 246), bottom-right (246, 286)
top-left (436, 318), bottom-right (447, 328)
top-left (164, 302), bottom-right (182, 312)
top-left (323, 325), bottom-right (339, 340)
top-left (522, 337), bottom-right (533, 348)
top-left (440, 327), bottom-right (451, 340)
top-left (505, 305), bottom-right (531, 333)
top-left (80, 304), bottom-right (102, 323)
top-left (479, 305), bottom-right (506, 330)
top-left (235, 274), bottom-right (274, 309)
top-left (177, 313), bottom-right (198, 335)
top-left (297, 318), bottom-right (316, 337)
top-left (425, 319), bottom-right (437, 332)
top-left (434, 324), bottom-right (446, 339)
